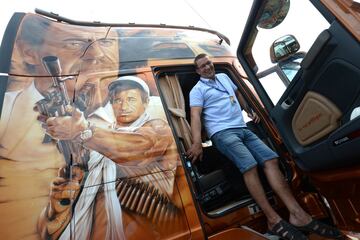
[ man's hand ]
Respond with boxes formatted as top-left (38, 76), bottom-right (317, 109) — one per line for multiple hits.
top-left (45, 107), bottom-right (88, 140)
top-left (248, 111), bottom-right (260, 123)
top-left (48, 166), bottom-right (83, 218)
top-left (186, 142), bottom-right (203, 163)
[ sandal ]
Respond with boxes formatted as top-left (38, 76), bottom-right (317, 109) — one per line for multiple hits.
top-left (269, 219), bottom-right (308, 240)
top-left (296, 219), bottom-right (344, 239)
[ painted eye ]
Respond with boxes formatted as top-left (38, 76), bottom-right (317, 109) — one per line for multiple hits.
top-left (64, 41), bottom-right (86, 50)
top-left (113, 98), bottom-right (123, 104)
top-left (99, 39), bottom-right (115, 47)
top-left (128, 97), bottom-right (137, 103)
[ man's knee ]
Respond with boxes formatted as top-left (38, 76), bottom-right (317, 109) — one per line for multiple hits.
top-left (242, 163), bottom-right (258, 175)
top-left (242, 164), bottom-right (259, 179)
top-left (263, 158), bottom-right (279, 169)
top-left (242, 165), bottom-right (266, 190)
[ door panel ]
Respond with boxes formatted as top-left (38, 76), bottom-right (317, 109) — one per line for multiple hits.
top-left (271, 21), bottom-right (360, 171)
top-left (292, 91), bottom-right (342, 146)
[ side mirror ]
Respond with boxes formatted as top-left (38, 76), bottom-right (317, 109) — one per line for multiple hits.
top-left (258, 0), bottom-right (291, 29)
top-left (270, 34), bottom-right (300, 63)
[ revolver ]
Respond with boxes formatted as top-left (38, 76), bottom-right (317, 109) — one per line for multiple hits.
top-left (36, 56), bottom-right (89, 169)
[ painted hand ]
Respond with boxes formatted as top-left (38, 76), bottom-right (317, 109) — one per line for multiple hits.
top-left (45, 107), bottom-right (88, 140)
top-left (48, 166), bottom-right (83, 216)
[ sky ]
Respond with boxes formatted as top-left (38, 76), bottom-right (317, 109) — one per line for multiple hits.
top-left (0, 0), bottom-right (253, 53)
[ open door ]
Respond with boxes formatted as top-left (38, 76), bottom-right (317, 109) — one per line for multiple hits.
top-left (238, 0), bottom-right (360, 171)
top-left (237, 0), bottom-right (360, 233)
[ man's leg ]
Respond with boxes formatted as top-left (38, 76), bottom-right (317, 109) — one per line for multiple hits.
top-left (212, 129), bottom-right (309, 239)
top-left (243, 129), bottom-right (311, 226)
top-left (263, 159), bottom-right (312, 226)
top-left (243, 166), bottom-right (282, 228)
top-left (212, 129), bottom-right (282, 227)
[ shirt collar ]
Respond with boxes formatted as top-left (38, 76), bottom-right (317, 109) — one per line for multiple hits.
top-left (29, 81), bottom-right (44, 102)
top-left (200, 76), bottom-right (216, 84)
top-left (89, 102), bottom-right (115, 123)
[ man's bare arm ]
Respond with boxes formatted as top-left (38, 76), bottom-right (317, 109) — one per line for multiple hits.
top-left (45, 109), bottom-right (174, 166)
top-left (85, 119), bottom-right (174, 165)
top-left (235, 90), bottom-right (260, 123)
top-left (235, 90), bottom-right (251, 113)
top-left (186, 106), bottom-right (203, 162)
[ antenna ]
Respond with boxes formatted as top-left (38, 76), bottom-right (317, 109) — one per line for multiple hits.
top-left (182, 0), bottom-right (212, 29)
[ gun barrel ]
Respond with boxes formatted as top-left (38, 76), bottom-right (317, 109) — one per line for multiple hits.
top-left (42, 56), bottom-right (62, 77)
top-left (42, 55), bottom-right (71, 106)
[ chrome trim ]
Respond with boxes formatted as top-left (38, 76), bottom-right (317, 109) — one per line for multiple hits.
top-left (207, 198), bottom-right (254, 217)
top-left (207, 192), bottom-right (275, 217)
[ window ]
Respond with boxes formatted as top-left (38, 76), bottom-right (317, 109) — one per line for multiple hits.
top-left (251, 1), bottom-right (329, 105)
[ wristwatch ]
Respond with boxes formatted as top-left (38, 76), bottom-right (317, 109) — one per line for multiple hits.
top-left (79, 128), bottom-right (93, 142)
top-left (74, 122), bottom-right (95, 143)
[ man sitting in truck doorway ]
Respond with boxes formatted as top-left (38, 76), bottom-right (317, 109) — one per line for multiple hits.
top-left (39, 76), bottom-right (178, 240)
top-left (186, 53), bottom-right (344, 240)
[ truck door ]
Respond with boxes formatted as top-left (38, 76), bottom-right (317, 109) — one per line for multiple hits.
top-left (237, 0), bottom-right (360, 231)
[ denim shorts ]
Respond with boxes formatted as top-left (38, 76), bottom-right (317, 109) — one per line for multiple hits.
top-left (211, 128), bottom-right (278, 173)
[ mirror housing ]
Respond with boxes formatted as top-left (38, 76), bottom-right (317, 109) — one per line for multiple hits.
top-left (270, 34), bottom-right (300, 63)
top-left (258, 0), bottom-right (290, 29)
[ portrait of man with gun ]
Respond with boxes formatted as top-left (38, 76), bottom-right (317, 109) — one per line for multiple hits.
top-left (0, 14), bottom-right (120, 239)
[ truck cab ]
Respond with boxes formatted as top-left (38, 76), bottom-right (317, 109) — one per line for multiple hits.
top-left (0, 0), bottom-right (359, 239)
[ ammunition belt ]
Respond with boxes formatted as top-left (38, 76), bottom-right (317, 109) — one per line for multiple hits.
top-left (116, 178), bottom-right (179, 223)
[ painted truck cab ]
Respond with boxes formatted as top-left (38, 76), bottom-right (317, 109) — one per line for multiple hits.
top-left (0, 0), bottom-right (359, 239)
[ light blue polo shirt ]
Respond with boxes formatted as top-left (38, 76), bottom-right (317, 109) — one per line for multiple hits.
top-left (189, 73), bottom-right (246, 138)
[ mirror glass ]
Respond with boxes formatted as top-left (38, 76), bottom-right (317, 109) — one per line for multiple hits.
top-left (271, 34), bottom-right (300, 63)
top-left (258, 0), bottom-right (290, 29)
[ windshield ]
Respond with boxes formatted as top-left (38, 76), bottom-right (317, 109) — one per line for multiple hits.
top-left (117, 28), bottom-right (231, 66)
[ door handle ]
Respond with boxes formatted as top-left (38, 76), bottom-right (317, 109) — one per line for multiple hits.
top-left (281, 98), bottom-right (294, 109)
